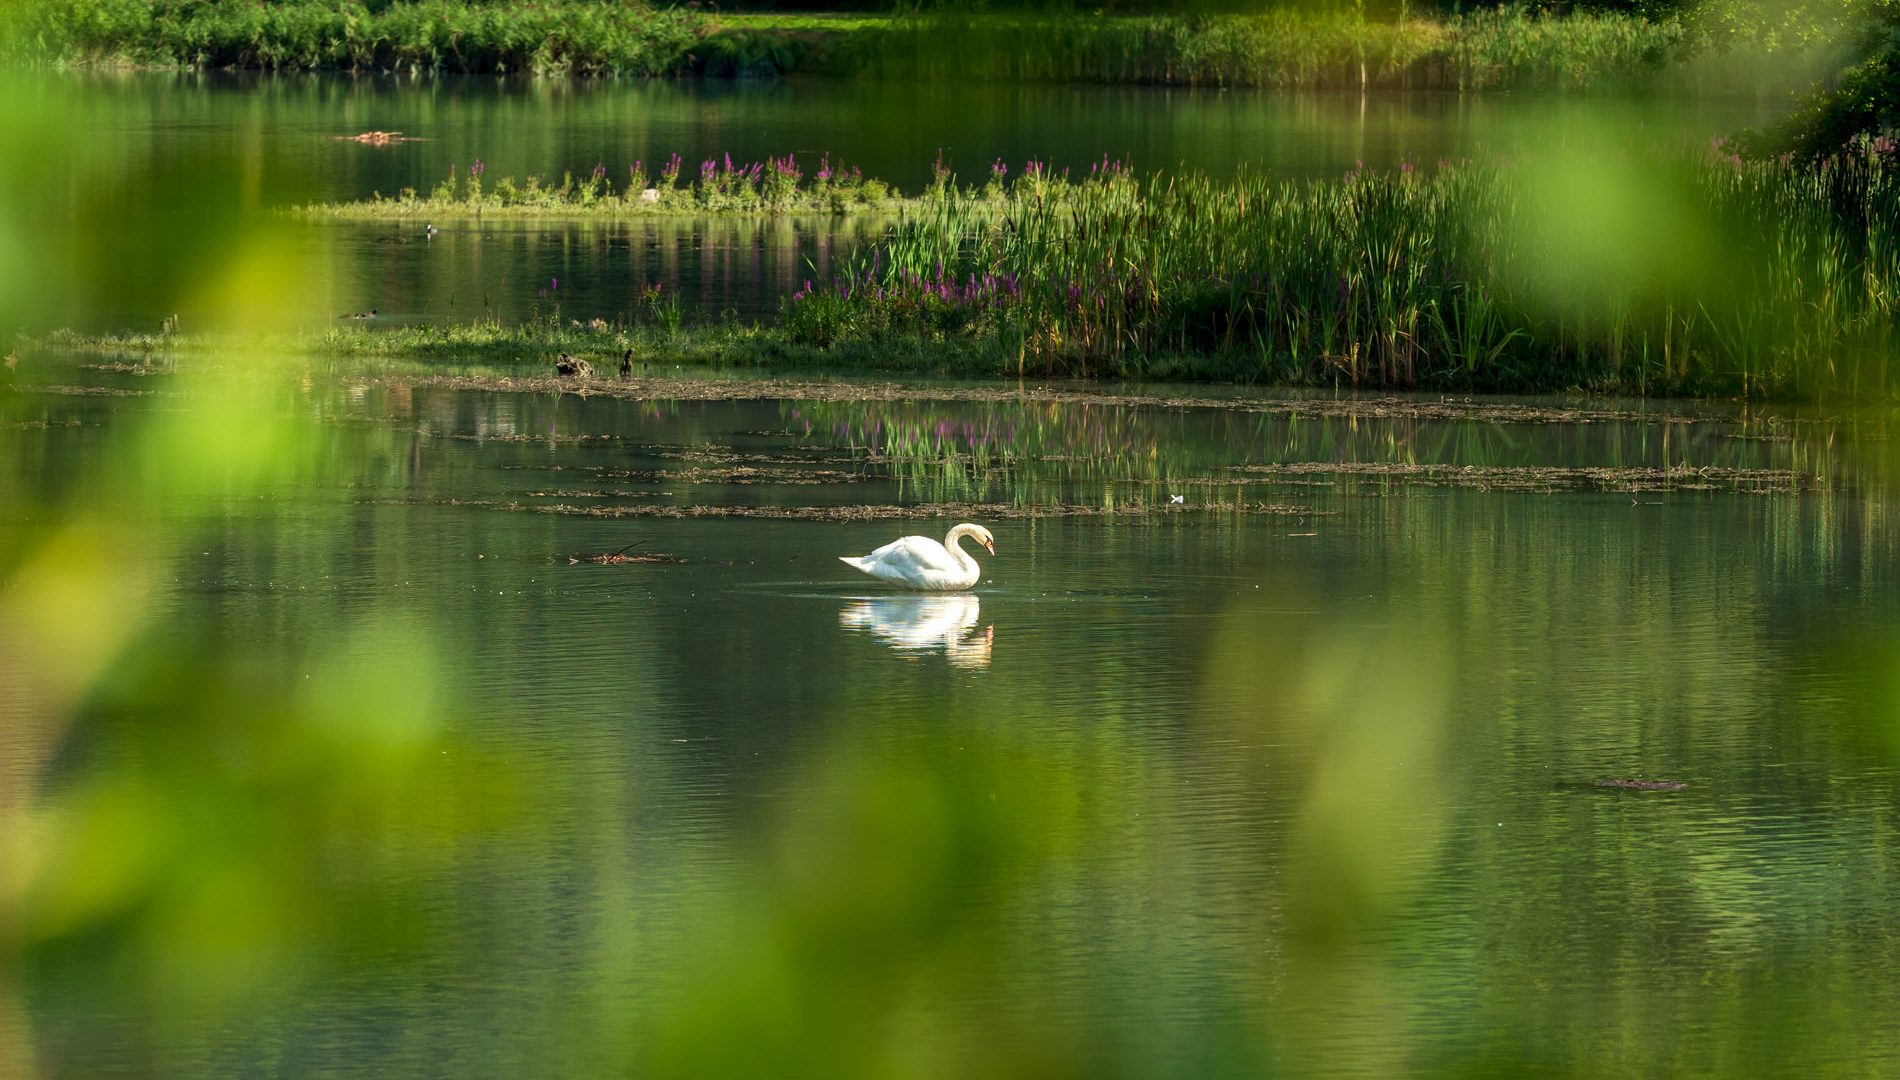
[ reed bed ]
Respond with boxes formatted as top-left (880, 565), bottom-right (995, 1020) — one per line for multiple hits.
top-left (789, 145), bottom-right (1900, 398)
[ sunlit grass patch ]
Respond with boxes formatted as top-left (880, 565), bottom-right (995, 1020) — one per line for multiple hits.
top-left (784, 145), bottom-right (1900, 399)
top-left (299, 153), bottom-right (909, 222)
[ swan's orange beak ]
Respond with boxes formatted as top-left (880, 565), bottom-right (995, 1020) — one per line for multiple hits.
top-left (982, 539), bottom-right (996, 555)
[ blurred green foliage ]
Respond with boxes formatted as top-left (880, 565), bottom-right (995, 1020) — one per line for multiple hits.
top-left (5, 6), bottom-right (1900, 1079)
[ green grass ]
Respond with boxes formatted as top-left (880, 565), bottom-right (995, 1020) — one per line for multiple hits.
top-left (783, 148), bottom-right (1900, 398)
top-left (5, 1), bottom-right (1705, 88)
top-left (300, 154), bottom-right (911, 221)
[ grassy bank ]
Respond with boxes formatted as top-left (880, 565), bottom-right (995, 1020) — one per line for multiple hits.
top-left (7, 0), bottom-right (1699, 89)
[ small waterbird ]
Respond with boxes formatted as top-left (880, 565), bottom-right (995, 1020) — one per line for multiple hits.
top-left (1169, 494), bottom-right (1185, 505)
top-left (619, 349), bottom-right (634, 378)
top-left (840, 523), bottom-right (995, 592)
top-left (339, 309), bottom-right (378, 320)
top-left (554, 353), bottom-right (593, 378)
top-left (425, 223), bottom-right (438, 238)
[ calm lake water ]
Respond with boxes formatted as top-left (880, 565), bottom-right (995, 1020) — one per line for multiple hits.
top-left (6, 355), bottom-right (1900, 1076)
top-left (21, 70), bottom-right (1794, 332)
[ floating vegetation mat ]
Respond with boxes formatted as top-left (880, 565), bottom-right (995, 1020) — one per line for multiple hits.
top-left (371, 374), bottom-right (1700, 426)
top-left (520, 464), bottom-right (871, 488)
top-left (1212, 462), bottom-right (1812, 495)
top-left (367, 498), bottom-right (1319, 521)
top-left (1593, 778), bottom-right (1690, 791)
top-left (525, 501), bottom-right (1317, 521)
top-left (567, 551), bottom-right (684, 565)
top-left (24, 384), bottom-right (159, 398)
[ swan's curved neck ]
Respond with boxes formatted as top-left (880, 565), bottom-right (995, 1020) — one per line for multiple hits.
top-left (943, 525), bottom-right (982, 568)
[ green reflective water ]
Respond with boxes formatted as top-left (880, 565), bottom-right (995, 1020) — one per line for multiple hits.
top-left (6, 357), bottom-right (1899, 1076)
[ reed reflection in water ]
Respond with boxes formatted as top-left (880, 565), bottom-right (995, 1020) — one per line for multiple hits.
top-left (839, 594), bottom-right (994, 670)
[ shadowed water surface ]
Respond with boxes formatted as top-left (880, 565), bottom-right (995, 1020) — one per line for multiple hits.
top-left (5, 358), bottom-right (1900, 1075)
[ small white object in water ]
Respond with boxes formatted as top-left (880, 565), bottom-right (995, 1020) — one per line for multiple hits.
top-left (1169, 494), bottom-right (1185, 505)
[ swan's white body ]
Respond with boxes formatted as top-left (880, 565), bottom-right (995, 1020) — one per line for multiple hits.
top-left (839, 594), bottom-right (993, 668)
top-left (839, 523), bottom-right (995, 591)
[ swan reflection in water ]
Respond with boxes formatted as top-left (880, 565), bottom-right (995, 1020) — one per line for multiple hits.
top-left (839, 594), bottom-right (994, 669)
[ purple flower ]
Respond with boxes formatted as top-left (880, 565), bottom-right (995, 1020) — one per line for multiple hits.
top-left (550, 276), bottom-right (559, 292)
top-left (472, 158), bottom-right (485, 178)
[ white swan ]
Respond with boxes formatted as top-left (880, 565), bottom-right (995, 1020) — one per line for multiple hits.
top-left (839, 594), bottom-right (994, 669)
top-left (839, 523), bottom-right (995, 591)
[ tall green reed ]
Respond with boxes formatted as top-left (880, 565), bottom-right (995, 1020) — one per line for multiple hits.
top-left (793, 145), bottom-right (1900, 399)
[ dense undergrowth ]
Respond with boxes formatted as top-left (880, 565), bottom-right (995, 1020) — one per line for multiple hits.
top-left (7, 0), bottom-right (1705, 88)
